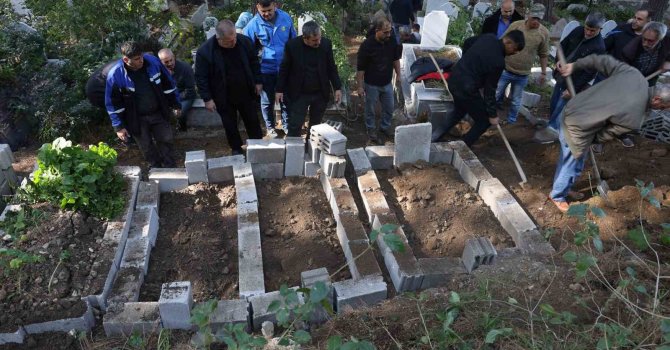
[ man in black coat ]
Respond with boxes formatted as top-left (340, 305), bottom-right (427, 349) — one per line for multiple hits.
top-left (275, 21), bottom-right (342, 137)
top-left (481, 0), bottom-right (523, 38)
top-left (195, 19), bottom-right (263, 155)
top-left (432, 31), bottom-right (525, 145)
top-left (605, 7), bottom-right (652, 60)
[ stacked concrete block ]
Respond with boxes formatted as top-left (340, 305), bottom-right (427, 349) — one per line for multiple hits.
top-left (394, 123), bottom-right (431, 166)
top-left (347, 148), bottom-right (371, 176)
top-left (365, 145), bottom-right (394, 170)
top-left (497, 200), bottom-right (538, 247)
top-left (284, 137), bottom-right (305, 176)
top-left (346, 241), bottom-right (383, 280)
top-left (324, 119), bottom-right (344, 132)
top-left (129, 207), bottom-right (159, 247)
top-left (136, 181), bottom-right (160, 213)
top-left (107, 266), bottom-right (144, 307)
top-left (159, 282), bottom-right (193, 330)
top-left (207, 155), bottom-right (245, 183)
top-left (0, 327), bottom-right (25, 345)
top-left (308, 138), bottom-right (322, 164)
top-left (304, 157), bottom-right (321, 177)
top-left (300, 268), bottom-right (333, 324)
top-left (417, 257), bottom-right (465, 289)
top-left (335, 213), bottom-right (370, 247)
top-left (247, 139), bottom-right (285, 163)
top-left (517, 229), bottom-right (555, 255)
top-left (429, 142), bottom-right (455, 164)
top-left (310, 123), bottom-right (347, 156)
top-left (23, 300), bottom-right (96, 334)
top-left (449, 140), bottom-right (477, 172)
top-left (249, 288), bottom-right (304, 331)
top-left (185, 150), bottom-right (208, 184)
top-left (251, 163), bottom-right (284, 179)
top-left (372, 214), bottom-right (423, 292)
top-left (462, 237), bottom-right (497, 273)
top-left (209, 299), bottom-right (250, 333)
top-left (319, 152), bottom-right (346, 178)
top-left (356, 171), bottom-right (390, 223)
top-left (148, 168), bottom-right (189, 193)
top-left (332, 276), bottom-right (387, 312)
top-left (322, 176), bottom-right (358, 218)
top-left (103, 302), bottom-right (162, 336)
top-left (457, 158), bottom-right (493, 191)
top-left (0, 144), bottom-right (16, 195)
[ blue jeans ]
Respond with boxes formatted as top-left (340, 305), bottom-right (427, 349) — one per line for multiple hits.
top-left (550, 125), bottom-right (586, 202)
top-left (260, 73), bottom-right (288, 131)
top-left (495, 70), bottom-right (528, 123)
top-left (548, 84), bottom-right (567, 130)
top-left (364, 82), bottom-right (394, 131)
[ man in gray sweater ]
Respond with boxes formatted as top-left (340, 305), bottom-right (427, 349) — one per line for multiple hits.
top-left (550, 54), bottom-right (670, 212)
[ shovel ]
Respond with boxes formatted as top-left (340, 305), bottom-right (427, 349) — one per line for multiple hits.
top-left (556, 46), bottom-right (610, 201)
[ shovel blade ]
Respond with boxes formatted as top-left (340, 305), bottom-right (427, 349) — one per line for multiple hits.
top-left (598, 180), bottom-right (610, 201)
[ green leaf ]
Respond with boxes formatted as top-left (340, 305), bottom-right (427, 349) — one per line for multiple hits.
top-left (575, 255), bottom-right (597, 278)
top-left (485, 328), bottom-right (512, 344)
top-left (310, 281), bottom-right (329, 304)
top-left (327, 336), bottom-right (343, 350)
top-left (648, 196), bottom-right (661, 208)
top-left (293, 330), bottom-right (311, 344)
top-left (267, 300), bottom-right (281, 313)
top-left (420, 335), bottom-right (430, 344)
top-left (368, 230), bottom-right (379, 243)
top-left (590, 206), bottom-right (606, 218)
top-left (567, 203), bottom-right (588, 218)
top-left (563, 250), bottom-right (578, 263)
top-left (592, 236), bottom-right (604, 253)
top-left (276, 308), bottom-right (290, 325)
top-left (627, 227), bottom-right (650, 250)
top-left (661, 319), bottom-right (670, 334)
top-left (278, 338), bottom-right (290, 346)
top-left (382, 233), bottom-right (405, 253)
top-left (379, 223), bottom-right (397, 234)
top-left (507, 297), bottom-right (518, 305)
top-left (449, 291), bottom-right (461, 305)
top-left (660, 233), bottom-right (670, 246)
top-left (625, 266), bottom-right (636, 278)
top-left (634, 285), bottom-right (648, 295)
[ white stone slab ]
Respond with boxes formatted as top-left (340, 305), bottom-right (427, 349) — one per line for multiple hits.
top-left (394, 123), bottom-right (431, 166)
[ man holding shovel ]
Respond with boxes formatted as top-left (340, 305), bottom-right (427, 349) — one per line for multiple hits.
top-left (550, 54), bottom-right (670, 212)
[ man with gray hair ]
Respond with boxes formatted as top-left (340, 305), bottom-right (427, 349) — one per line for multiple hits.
top-left (549, 54), bottom-right (670, 212)
top-left (158, 48), bottom-right (197, 131)
top-left (194, 19), bottom-right (263, 155)
top-left (622, 22), bottom-right (670, 85)
top-left (275, 21), bottom-right (342, 137)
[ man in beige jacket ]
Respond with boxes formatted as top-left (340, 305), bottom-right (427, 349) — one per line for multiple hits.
top-left (550, 54), bottom-right (670, 212)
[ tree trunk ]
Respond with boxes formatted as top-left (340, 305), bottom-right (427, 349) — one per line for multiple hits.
top-left (647, 0), bottom-right (669, 21)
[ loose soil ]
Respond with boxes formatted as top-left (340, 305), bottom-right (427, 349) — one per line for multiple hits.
top-left (256, 177), bottom-right (351, 292)
top-left (413, 47), bottom-right (461, 62)
top-left (377, 163), bottom-right (514, 258)
top-left (0, 204), bottom-right (112, 333)
top-left (140, 183), bottom-right (239, 302)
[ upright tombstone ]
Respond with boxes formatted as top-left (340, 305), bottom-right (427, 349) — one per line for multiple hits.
top-left (203, 16), bottom-right (218, 39)
top-left (425, 0), bottom-right (450, 13)
top-left (472, 2), bottom-right (491, 19)
top-left (420, 11), bottom-right (450, 48)
top-left (298, 12), bottom-right (327, 35)
top-left (560, 20), bottom-right (579, 41)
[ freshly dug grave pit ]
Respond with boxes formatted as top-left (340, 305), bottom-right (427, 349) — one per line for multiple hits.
top-left (413, 47), bottom-right (461, 62)
top-left (140, 183), bottom-right (238, 302)
top-left (377, 163), bottom-right (514, 258)
top-left (0, 204), bottom-right (115, 332)
top-left (256, 177), bottom-right (350, 292)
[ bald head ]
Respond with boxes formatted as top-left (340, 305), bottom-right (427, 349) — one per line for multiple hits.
top-left (215, 19), bottom-right (237, 48)
top-left (157, 48), bottom-right (175, 72)
top-left (500, 0), bottom-right (515, 20)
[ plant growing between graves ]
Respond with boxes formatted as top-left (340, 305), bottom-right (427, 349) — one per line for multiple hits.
top-left (0, 206), bottom-right (45, 284)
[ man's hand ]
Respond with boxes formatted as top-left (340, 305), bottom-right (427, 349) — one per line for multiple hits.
top-left (275, 92), bottom-right (284, 103)
top-left (255, 84), bottom-right (263, 96)
top-left (561, 90), bottom-right (571, 99)
top-left (357, 86), bottom-right (365, 98)
top-left (488, 117), bottom-right (499, 125)
top-left (116, 128), bottom-right (130, 142)
top-left (205, 100), bottom-right (216, 112)
top-left (558, 62), bottom-right (574, 77)
top-left (334, 90), bottom-right (342, 104)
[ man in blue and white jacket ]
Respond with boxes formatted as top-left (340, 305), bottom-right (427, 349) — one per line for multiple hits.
top-left (243, 0), bottom-right (297, 138)
top-left (105, 41), bottom-right (181, 168)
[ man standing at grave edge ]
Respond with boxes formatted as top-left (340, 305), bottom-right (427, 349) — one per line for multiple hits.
top-left (389, 0), bottom-right (415, 43)
top-left (158, 48), bottom-right (197, 132)
top-left (495, 3), bottom-right (550, 124)
top-left (105, 41), bottom-right (180, 168)
top-left (275, 21), bottom-right (342, 137)
top-left (357, 16), bottom-right (402, 144)
top-left (481, 0), bottom-right (523, 39)
top-left (243, 0), bottom-right (297, 138)
top-left (432, 31), bottom-right (526, 145)
top-left (195, 20), bottom-right (263, 156)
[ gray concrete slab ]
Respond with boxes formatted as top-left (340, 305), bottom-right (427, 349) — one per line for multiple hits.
top-left (429, 142), bottom-right (455, 164)
top-left (159, 281), bottom-right (193, 330)
top-left (333, 277), bottom-right (387, 312)
top-left (185, 150), bottom-right (208, 183)
top-left (208, 155), bottom-right (245, 183)
top-left (346, 148), bottom-right (371, 176)
top-left (394, 123), bottom-right (431, 166)
top-left (148, 168), bottom-right (189, 193)
top-left (209, 299), bottom-right (250, 333)
top-left (24, 299), bottom-right (95, 334)
top-left (103, 302), bottom-right (162, 336)
top-left (365, 146), bottom-right (394, 170)
top-left (284, 137), bottom-right (305, 176)
top-left (246, 139), bottom-right (285, 164)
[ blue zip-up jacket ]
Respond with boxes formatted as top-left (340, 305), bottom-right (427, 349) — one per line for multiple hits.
top-left (243, 8), bottom-right (297, 74)
top-left (105, 54), bottom-right (180, 133)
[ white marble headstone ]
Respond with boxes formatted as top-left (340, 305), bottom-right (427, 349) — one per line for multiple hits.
top-left (472, 2), bottom-right (491, 19)
top-left (298, 12), bottom-right (327, 36)
top-left (426, 0), bottom-right (450, 14)
top-left (420, 10), bottom-right (449, 48)
top-left (561, 20), bottom-right (579, 41)
top-left (601, 20), bottom-right (617, 38)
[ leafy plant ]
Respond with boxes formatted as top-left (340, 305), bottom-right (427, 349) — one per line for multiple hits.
top-left (0, 206), bottom-right (47, 241)
top-left (0, 247), bottom-right (43, 272)
top-left (190, 299), bottom-right (218, 349)
top-left (127, 331), bottom-right (147, 350)
top-left (21, 138), bottom-right (125, 219)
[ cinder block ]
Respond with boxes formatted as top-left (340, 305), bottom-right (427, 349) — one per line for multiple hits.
top-left (114, 166), bottom-right (142, 177)
top-left (324, 119), bottom-right (343, 132)
top-left (308, 139), bottom-right (322, 164)
top-left (381, 243), bottom-right (422, 292)
top-left (304, 160), bottom-right (320, 177)
top-left (394, 123), bottom-right (431, 166)
top-left (360, 191), bottom-right (390, 223)
top-left (0, 327), bottom-right (25, 345)
top-left (497, 201), bottom-right (538, 245)
top-left (429, 142), bottom-right (454, 164)
top-left (336, 213), bottom-right (369, 247)
top-left (347, 241), bottom-right (383, 280)
top-left (235, 175), bottom-right (258, 205)
top-left (517, 229), bottom-right (555, 255)
top-left (148, 168), bottom-right (189, 193)
top-left (129, 207), bottom-right (159, 247)
top-left (24, 300), bottom-right (95, 334)
top-left (300, 268), bottom-right (333, 324)
top-left (365, 146), bottom-right (394, 170)
top-left (333, 277), bottom-right (387, 312)
top-left (347, 148), bottom-right (371, 176)
top-left (310, 123), bottom-right (347, 156)
top-left (120, 236), bottom-right (151, 275)
top-left (233, 163), bottom-right (254, 178)
top-left (209, 299), bottom-right (250, 333)
top-left (107, 266), bottom-right (144, 306)
top-left (103, 302), bottom-right (162, 336)
top-left (457, 158), bottom-right (493, 191)
top-left (357, 171), bottom-right (382, 192)
top-left (462, 237), bottom-right (497, 273)
top-left (246, 139), bottom-right (285, 164)
top-left (249, 289), bottom-right (304, 330)
top-left (477, 178), bottom-right (516, 218)
top-left (136, 181), bottom-right (160, 213)
top-left (418, 257), bottom-right (464, 289)
top-left (252, 163), bottom-right (284, 179)
top-left (319, 153), bottom-right (346, 178)
top-left (477, 237), bottom-right (498, 264)
top-left (284, 137), bottom-right (305, 177)
top-left (449, 141), bottom-right (477, 171)
top-left (185, 150), bottom-right (208, 184)
top-left (522, 91), bottom-right (541, 107)
top-left (159, 281), bottom-right (193, 330)
top-left (238, 224), bottom-right (265, 299)
top-left (208, 155), bottom-right (245, 183)
top-left (330, 184), bottom-right (359, 217)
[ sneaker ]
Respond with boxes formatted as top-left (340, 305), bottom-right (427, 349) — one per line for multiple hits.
top-left (532, 127), bottom-right (559, 144)
top-left (367, 128), bottom-right (379, 144)
top-left (267, 129), bottom-right (279, 139)
top-left (590, 143), bottom-right (604, 155)
top-left (550, 198), bottom-right (570, 213)
top-left (619, 136), bottom-right (635, 148)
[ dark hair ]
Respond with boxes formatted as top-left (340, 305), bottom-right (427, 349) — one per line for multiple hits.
top-left (504, 29), bottom-right (525, 51)
top-left (638, 5), bottom-right (655, 20)
top-left (302, 21), bottom-right (321, 38)
top-left (120, 41), bottom-right (142, 58)
top-left (257, 0), bottom-right (274, 7)
top-left (373, 15), bottom-right (390, 31)
top-left (412, 23), bottom-right (420, 30)
top-left (585, 12), bottom-right (606, 28)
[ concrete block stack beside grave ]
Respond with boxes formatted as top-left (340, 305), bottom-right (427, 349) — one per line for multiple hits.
top-left (0, 144), bottom-right (17, 195)
top-left (246, 139), bottom-right (285, 179)
top-left (208, 154), bottom-right (245, 183)
top-left (462, 237), bottom-right (498, 273)
top-left (310, 123), bottom-right (347, 178)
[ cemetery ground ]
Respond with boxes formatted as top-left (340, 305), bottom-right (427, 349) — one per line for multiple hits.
top-left (2, 36), bottom-right (670, 349)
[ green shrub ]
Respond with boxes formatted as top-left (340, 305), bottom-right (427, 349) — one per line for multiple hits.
top-left (22, 138), bottom-right (125, 219)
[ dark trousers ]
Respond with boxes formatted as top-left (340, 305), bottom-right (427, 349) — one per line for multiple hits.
top-left (135, 112), bottom-right (176, 168)
top-left (218, 95), bottom-right (263, 151)
top-left (441, 90), bottom-right (491, 146)
top-left (287, 92), bottom-right (327, 137)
